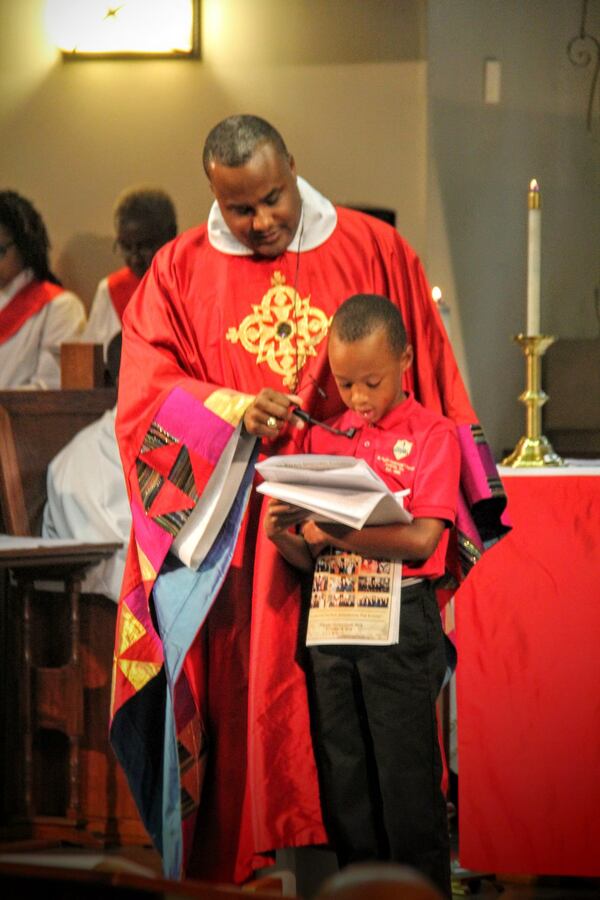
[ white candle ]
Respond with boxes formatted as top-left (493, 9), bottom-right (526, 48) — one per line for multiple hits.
top-left (526, 179), bottom-right (541, 335)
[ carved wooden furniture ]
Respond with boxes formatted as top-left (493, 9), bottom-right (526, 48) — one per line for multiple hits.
top-left (0, 389), bottom-right (116, 536)
top-left (0, 542), bottom-right (118, 842)
top-left (0, 858), bottom-right (281, 900)
top-left (60, 343), bottom-right (105, 390)
top-left (0, 389), bottom-right (148, 846)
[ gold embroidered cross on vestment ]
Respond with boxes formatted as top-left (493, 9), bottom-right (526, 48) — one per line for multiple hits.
top-left (225, 271), bottom-right (331, 389)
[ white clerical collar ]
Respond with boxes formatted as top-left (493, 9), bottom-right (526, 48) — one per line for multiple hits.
top-left (0, 268), bottom-right (34, 311)
top-left (207, 175), bottom-right (337, 256)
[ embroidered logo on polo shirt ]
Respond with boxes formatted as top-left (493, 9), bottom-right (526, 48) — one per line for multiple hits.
top-left (393, 439), bottom-right (413, 460)
top-left (376, 454), bottom-right (415, 475)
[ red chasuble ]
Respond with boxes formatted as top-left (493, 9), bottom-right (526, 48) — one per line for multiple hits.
top-left (0, 279), bottom-right (63, 344)
top-left (112, 207), bottom-right (508, 884)
top-left (107, 267), bottom-right (141, 321)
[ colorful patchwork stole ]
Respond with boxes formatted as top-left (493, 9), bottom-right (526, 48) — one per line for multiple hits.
top-left (110, 385), bottom-right (257, 877)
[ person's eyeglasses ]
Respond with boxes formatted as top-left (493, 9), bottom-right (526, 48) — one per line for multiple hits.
top-left (0, 240), bottom-right (15, 259)
top-left (113, 239), bottom-right (158, 256)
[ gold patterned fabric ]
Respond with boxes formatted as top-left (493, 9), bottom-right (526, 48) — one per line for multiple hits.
top-left (226, 271), bottom-right (331, 389)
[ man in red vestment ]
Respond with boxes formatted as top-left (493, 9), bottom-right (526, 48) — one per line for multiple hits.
top-left (111, 115), bottom-right (509, 886)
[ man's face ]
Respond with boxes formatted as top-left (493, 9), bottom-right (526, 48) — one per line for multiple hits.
top-left (328, 327), bottom-right (413, 424)
top-left (207, 142), bottom-right (302, 258)
top-left (115, 218), bottom-right (170, 279)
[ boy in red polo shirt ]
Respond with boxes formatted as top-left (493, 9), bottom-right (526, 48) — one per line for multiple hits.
top-left (264, 293), bottom-right (460, 898)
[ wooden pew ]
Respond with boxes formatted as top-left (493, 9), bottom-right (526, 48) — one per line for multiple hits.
top-left (0, 389), bottom-right (149, 847)
top-left (0, 389), bottom-right (116, 535)
top-left (0, 858), bottom-right (283, 899)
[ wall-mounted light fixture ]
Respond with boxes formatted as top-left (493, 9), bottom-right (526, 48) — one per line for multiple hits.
top-left (44, 0), bottom-right (200, 60)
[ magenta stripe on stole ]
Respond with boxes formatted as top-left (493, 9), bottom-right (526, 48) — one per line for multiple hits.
top-left (457, 424), bottom-right (494, 505)
top-left (154, 386), bottom-right (234, 465)
top-left (121, 582), bottom-right (164, 659)
top-left (456, 492), bottom-right (484, 553)
top-left (131, 498), bottom-right (173, 574)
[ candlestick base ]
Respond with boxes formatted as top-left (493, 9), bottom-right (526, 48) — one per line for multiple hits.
top-left (502, 434), bottom-right (564, 467)
top-left (501, 334), bottom-right (565, 468)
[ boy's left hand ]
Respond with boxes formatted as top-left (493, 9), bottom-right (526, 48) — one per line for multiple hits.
top-left (264, 498), bottom-right (310, 538)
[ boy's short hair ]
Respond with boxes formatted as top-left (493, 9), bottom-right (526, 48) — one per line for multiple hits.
top-left (330, 294), bottom-right (408, 356)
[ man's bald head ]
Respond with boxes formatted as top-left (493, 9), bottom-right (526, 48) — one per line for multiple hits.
top-left (203, 115), bottom-right (290, 173)
top-left (203, 115), bottom-right (301, 258)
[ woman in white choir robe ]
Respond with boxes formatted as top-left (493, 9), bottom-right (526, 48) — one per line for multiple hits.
top-left (0, 190), bottom-right (85, 389)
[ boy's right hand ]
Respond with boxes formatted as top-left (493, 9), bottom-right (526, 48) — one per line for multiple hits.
top-left (264, 498), bottom-right (309, 538)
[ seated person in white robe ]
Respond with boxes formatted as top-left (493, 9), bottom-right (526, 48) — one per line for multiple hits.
top-left (82, 187), bottom-right (177, 358)
top-left (0, 190), bottom-right (85, 389)
top-left (42, 335), bottom-right (129, 602)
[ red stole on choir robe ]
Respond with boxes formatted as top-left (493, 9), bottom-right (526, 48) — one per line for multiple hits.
top-left (0, 279), bottom-right (63, 344)
top-left (107, 267), bottom-right (141, 321)
top-left (112, 207), bottom-right (509, 884)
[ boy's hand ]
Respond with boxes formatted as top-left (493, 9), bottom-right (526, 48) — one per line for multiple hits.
top-left (243, 388), bottom-right (305, 437)
top-left (301, 519), bottom-right (331, 558)
top-left (264, 499), bottom-right (310, 539)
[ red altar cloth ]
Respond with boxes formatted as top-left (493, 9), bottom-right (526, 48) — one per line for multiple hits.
top-left (456, 467), bottom-right (600, 877)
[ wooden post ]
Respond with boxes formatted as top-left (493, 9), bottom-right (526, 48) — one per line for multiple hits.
top-left (61, 343), bottom-right (105, 389)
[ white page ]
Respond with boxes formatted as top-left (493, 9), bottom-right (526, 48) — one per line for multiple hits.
top-left (256, 454), bottom-right (389, 492)
top-left (256, 482), bottom-right (412, 529)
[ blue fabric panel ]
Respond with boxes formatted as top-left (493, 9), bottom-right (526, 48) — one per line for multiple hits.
top-left (153, 445), bottom-right (258, 878)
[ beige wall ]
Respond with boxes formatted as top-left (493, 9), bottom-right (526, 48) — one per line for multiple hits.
top-left (4, 1), bottom-right (597, 456)
top-left (428, 0), bottom-right (600, 454)
top-left (1, 0), bottom-right (427, 307)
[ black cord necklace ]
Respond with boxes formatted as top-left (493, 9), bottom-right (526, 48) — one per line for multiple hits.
top-left (281, 204), bottom-right (356, 439)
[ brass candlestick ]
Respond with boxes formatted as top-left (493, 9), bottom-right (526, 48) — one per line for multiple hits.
top-left (501, 334), bottom-right (565, 467)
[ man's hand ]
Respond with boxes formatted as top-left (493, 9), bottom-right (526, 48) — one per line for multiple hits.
top-left (264, 499), bottom-right (310, 539)
top-left (243, 388), bottom-right (304, 438)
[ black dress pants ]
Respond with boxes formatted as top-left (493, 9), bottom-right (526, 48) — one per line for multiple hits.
top-left (306, 580), bottom-right (451, 898)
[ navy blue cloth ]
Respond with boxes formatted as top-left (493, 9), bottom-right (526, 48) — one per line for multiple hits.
top-left (305, 579), bottom-right (451, 898)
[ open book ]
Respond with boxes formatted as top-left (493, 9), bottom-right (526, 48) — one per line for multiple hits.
top-left (255, 454), bottom-right (412, 530)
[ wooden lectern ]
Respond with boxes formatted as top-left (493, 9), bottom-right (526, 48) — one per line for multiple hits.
top-left (0, 389), bottom-right (148, 847)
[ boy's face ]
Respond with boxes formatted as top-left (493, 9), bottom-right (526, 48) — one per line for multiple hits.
top-left (328, 326), bottom-right (413, 425)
